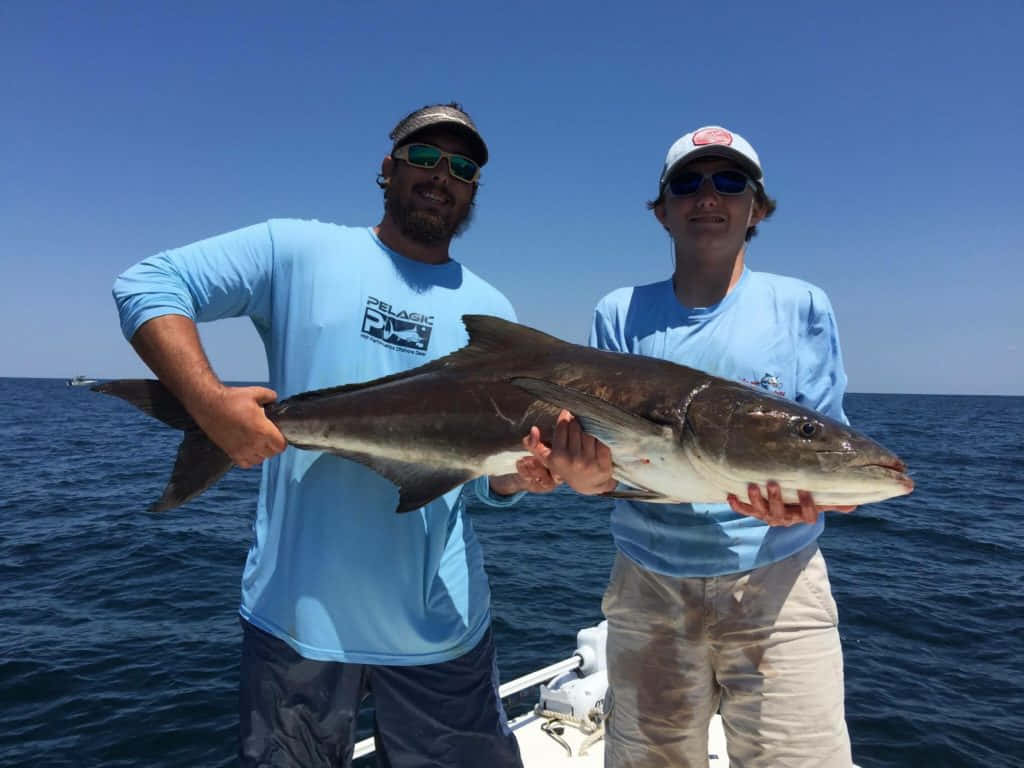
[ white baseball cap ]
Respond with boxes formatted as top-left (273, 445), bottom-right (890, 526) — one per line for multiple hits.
top-left (658, 126), bottom-right (764, 194)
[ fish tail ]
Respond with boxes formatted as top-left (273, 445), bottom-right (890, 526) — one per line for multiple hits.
top-left (92, 379), bottom-right (233, 511)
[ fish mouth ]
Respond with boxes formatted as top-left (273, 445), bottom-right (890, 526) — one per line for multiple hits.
top-left (860, 462), bottom-right (915, 492)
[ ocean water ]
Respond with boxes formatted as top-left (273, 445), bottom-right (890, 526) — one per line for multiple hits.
top-left (1, 378), bottom-right (1022, 767)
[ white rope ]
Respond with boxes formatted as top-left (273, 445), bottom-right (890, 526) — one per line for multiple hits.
top-left (534, 702), bottom-right (607, 757)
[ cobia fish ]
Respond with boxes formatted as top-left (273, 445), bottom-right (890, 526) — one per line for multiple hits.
top-left (94, 315), bottom-right (914, 513)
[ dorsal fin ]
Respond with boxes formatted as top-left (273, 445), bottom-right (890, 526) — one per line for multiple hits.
top-left (459, 314), bottom-right (564, 356)
top-left (278, 315), bottom-right (563, 407)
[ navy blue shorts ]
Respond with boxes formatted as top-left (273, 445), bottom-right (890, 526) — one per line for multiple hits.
top-left (238, 619), bottom-right (523, 768)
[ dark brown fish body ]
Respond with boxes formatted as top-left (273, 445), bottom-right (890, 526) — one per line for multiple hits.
top-left (267, 333), bottom-right (694, 468)
top-left (96, 315), bottom-right (914, 513)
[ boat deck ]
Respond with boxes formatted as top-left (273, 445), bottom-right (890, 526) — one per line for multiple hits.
top-left (510, 709), bottom-right (729, 766)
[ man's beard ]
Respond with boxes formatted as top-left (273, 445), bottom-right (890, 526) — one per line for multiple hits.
top-left (386, 184), bottom-right (475, 245)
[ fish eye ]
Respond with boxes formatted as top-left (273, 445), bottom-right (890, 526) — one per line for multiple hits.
top-left (797, 421), bottom-right (819, 438)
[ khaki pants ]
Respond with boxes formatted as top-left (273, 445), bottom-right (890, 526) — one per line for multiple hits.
top-left (602, 544), bottom-right (852, 768)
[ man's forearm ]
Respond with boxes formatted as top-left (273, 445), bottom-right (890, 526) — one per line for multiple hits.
top-left (130, 314), bottom-right (225, 417)
top-left (128, 314), bottom-right (285, 468)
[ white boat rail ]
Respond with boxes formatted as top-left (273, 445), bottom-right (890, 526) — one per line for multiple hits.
top-left (499, 654), bottom-right (583, 698)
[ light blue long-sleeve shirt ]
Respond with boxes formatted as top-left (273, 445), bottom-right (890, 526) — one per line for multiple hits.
top-left (114, 219), bottom-right (518, 664)
top-left (591, 268), bottom-right (849, 577)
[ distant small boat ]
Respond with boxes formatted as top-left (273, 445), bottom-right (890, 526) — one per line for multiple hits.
top-left (67, 375), bottom-right (99, 387)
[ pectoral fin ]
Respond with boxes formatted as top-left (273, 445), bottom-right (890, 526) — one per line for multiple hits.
top-left (510, 377), bottom-right (673, 450)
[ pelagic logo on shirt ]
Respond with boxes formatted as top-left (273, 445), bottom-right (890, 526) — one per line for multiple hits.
top-left (361, 296), bottom-right (433, 355)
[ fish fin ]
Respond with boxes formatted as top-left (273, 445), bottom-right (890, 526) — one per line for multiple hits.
top-left (460, 314), bottom-right (564, 356)
top-left (394, 468), bottom-right (476, 514)
top-left (150, 428), bottom-right (234, 512)
top-left (509, 377), bottom-right (672, 448)
top-left (93, 379), bottom-right (197, 430)
top-left (323, 451), bottom-right (475, 513)
top-left (277, 315), bottom-right (560, 407)
top-left (93, 379), bottom-right (233, 511)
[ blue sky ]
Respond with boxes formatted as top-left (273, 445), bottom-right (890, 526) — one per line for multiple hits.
top-left (2, 0), bottom-right (1021, 395)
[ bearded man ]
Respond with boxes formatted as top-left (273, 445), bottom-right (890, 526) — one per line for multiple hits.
top-left (111, 103), bottom-right (546, 768)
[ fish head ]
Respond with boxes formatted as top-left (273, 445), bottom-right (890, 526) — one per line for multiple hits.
top-left (681, 383), bottom-right (914, 506)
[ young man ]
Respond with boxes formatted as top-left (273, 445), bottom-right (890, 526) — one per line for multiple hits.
top-left (530, 126), bottom-right (857, 767)
top-left (112, 103), bottom-right (549, 768)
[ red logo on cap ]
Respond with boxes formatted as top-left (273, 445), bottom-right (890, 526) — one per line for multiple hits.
top-left (692, 128), bottom-right (733, 147)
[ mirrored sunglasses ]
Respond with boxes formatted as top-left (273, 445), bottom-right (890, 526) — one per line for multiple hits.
top-left (392, 143), bottom-right (481, 183)
top-left (667, 170), bottom-right (754, 197)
